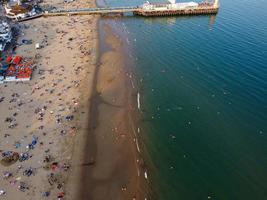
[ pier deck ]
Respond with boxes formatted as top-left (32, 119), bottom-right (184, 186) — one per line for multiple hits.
top-left (44, 7), bottom-right (139, 16)
top-left (44, 6), bottom-right (218, 17)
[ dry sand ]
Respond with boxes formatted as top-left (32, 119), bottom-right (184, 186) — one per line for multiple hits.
top-left (0, 0), bottom-right (98, 199)
top-left (0, 0), bottom-right (146, 200)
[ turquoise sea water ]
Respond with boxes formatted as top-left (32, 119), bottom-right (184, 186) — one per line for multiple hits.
top-left (100, 0), bottom-right (267, 199)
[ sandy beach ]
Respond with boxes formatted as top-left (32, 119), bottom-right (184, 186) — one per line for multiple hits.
top-left (0, 0), bottom-right (145, 199)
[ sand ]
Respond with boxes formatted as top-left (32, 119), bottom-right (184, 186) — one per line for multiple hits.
top-left (0, 0), bottom-right (146, 200)
top-left (75, 24), bottom-right (146, 200)
top-left (0, 0), bottom-right (97, 199)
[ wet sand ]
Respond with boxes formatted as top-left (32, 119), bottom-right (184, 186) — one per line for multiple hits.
top-left (76, 24), bottom-right (146, 200)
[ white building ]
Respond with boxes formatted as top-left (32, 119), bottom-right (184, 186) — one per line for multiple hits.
top-left (141, 0), bottom-right (199, 11)
top-left (141, 0), bottom-right (219, 11)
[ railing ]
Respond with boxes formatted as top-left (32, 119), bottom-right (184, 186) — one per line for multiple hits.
top-left (49, 6), bottom-right (138, 14)
top-left (44, 4), bottom-right (218, 17)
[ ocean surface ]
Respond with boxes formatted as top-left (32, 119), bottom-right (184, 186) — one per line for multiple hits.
top-left (99, 0), bottom-right (267, 199)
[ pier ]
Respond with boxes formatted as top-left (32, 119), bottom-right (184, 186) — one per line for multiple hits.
top-left (44, 0), bottom-right (219, 17)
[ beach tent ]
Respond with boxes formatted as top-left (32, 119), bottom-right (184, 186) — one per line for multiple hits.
top-left (12, 56), bottom-right (22, 65)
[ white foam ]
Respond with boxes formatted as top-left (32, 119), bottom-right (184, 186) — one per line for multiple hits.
top-left (136, 139), bottom-right (141, 153)
top-left (137, 92), bottom-right (140, 110)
